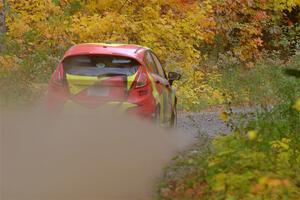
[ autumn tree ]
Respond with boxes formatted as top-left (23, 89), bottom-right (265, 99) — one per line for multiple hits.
top-left (210, 0), bottom-right (300, 64)
top-left (1, 0), bottom-right (300, 108)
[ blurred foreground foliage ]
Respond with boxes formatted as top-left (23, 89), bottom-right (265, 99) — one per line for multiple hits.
top-left (158, 55), bottom-right (300, 199)
top-left (0, 0), bottom-right (300, 109)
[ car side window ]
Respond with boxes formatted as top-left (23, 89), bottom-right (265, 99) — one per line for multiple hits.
top-left (150, 52), bottom-right (166, 79)
top-left (145, 51), bottom-right (158, 74)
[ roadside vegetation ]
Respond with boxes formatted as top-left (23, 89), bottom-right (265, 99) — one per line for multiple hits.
top-left (1, 0), bottom-right (300, 199)
top-left (158, 55), bottom-right (300, 199)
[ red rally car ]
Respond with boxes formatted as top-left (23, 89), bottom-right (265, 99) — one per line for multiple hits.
top-left (47, 43), bottom-right (181, 126)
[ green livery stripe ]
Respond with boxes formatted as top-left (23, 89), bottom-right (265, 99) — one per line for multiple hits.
top-left (66, 73), bottom-right (110, 95)
top-left (127, 72), bottom-right (137, 90)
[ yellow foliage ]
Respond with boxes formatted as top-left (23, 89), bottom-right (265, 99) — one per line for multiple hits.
top-left (69, 12), bottom-right (127, 42)
top-left (292, 98), bottom-right (300, 112)
top-left (6, 0), bottom-right (62, 44)
top-left (271, 138), bottom-right (291, 151)
top-left (7, 0), bottom-right (299, 110)
top-left (0, 0), bottom-right (225, 110)
top-left (0, 55), bottom-right (21, 70)
top-left (7, 0), bottom-right (60, 23)
top-left (273, 0), bottom-right (300, 11)
top-left (219, 111), bottom-right (229, 122)
top-left (247, 130), bottom-right (258, 140)
top-left (7, 17), bottom-right (30, 39)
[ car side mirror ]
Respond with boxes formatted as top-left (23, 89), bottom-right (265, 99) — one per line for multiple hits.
top-left (168, 72), bottom-right (181, 85)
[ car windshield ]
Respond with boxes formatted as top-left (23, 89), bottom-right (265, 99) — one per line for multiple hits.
top-left (63, 55), bottom-right (140, 76)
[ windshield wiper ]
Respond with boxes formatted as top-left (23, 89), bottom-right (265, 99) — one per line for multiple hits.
top-left (95, 68), bottom-right (133, 77)
top-left (66, 67), bottom-right (135, 77)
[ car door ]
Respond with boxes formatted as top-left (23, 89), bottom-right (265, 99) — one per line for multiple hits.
top-left (145, 51), bottom-right (172, 123)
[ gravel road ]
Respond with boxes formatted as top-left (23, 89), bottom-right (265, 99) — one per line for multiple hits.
top-left (177, 111), bottom-right (232, 137)
top-left (177, 107), bottom-right (257, 138)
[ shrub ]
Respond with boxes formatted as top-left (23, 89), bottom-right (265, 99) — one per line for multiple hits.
top-left (158, 55), bottom-right (300, 200)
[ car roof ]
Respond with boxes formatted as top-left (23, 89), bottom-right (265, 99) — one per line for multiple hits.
top-left (63, 43), bottom-right (149, 63)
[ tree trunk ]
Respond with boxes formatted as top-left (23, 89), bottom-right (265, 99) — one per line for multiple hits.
top-left (0, 0), bottom-right (6, 52)
top-left (0, 0), bottom-right (6, 33)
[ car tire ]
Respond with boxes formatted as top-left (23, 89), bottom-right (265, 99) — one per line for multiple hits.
top-left (153, 105), bottom-right (161, 125)
top-left (170, 106), bottom-right (177, 128)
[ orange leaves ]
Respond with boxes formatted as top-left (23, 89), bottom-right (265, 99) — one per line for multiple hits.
top-left (210, 0), bottom-right (273, 63)
top-left (219, 110), bottom-right (229, 122)
top-left (253, 10), bottom-right (268, 21)
top-left (179, 0), bottom-right (197, 4)
top-left (160, 179), bottom-right (207, 199)
top-left (251, 177), bottom-right (291, 195)
top-left (177, 0), bottom-right (198, 10)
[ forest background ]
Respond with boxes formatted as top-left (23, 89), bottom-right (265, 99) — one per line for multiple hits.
top-left (1, 0), bottom-right (300, 109)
